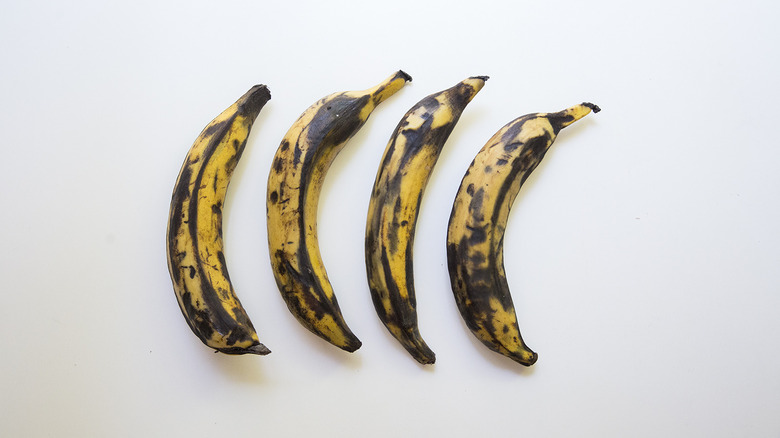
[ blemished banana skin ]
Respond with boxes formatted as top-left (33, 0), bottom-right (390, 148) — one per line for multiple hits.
top-left (447, 102), bottom-right (600, 366)
top-left (167, 85), bottom-right (272, 355)
top-left (365, 76), bottom-right (488, 364)
top-left (267, 71), bottom-right (412, 352)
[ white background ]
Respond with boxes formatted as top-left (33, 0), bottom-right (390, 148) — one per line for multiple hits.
top-left (1, 0), bottom-right (779, 436)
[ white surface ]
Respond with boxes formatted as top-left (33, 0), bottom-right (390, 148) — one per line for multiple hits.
top-left (1, 0), bottom-right (779, 436)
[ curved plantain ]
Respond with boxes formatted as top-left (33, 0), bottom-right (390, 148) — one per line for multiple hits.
top-left (267, 71), bottom-right (412, 352)
top-left (365, 76), bottom-right (488, 364)
top-left (167, 85), bottom-right (272, 355)
top-left (447, 102), bottom-right (600, 366)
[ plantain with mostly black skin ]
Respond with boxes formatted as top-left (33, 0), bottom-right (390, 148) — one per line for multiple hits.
top-left (447, 102), bottom-right (600, 366)
top-left (365, 76), bottom-right (488, 364)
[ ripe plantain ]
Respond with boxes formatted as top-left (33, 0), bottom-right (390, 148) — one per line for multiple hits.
top-left (365, 76), bottom-right (488, 364)
top-left (167, 85), bottom-right (272, 355)
top-left (267, 71), bottom-right (412, 352)
top-left (447, 102), bottom-right (600, 366)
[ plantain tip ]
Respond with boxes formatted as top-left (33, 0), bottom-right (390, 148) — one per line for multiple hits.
top-left (238, 84), bottom-right (272, 118)
top-left (246, 343), bottom-right (272, 355)
top-left (504, 347), bottom-right (538, 366)
top-left (413, 350), bottom-right (436, 365)
top-left (398, 70), bottom-right (413, 83)
top-left (402, 333), bottom-right (436, 365)
top-left (214, 342), bottom-right (271, 355)
top-left (470, 75), bottom-right (490, 82)
top-left (583, 102), bottom-right (601, 113)
top-left (339, 336), bottom-right (363, 353)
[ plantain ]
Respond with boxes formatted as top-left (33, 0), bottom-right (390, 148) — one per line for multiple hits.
top-left (166, 85), bottom-right (271, 355)
top-left (447, 102), bottom-right (600, 366)
top-left (365, 76), bottom-right (488, 364)
top-left (267, 71), bottom-right (412, 352)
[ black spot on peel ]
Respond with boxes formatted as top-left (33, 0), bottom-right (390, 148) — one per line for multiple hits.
top-left (466, 224), bottom-right (488, 246)
top-left (200, 119), bottom-right (230, 139)
top-left (189, 265), bottom-right (196, 279)
top-left (386, 197), bottom-right (403, 255)
top-left (500, 116), bottom-right (533, 147)
top-left (393, 96), bottom-right (438, 147)
top-left (448, 249), bottom-right (490, 335)
top-left (376, 138), bottom-right (398, 183)
top-left (280, 139), bottom-right (290, 152)
top-left (466, 183), bottom-right (475, 196)
top-left (273, 156), bottom-right (284, 173)
top-left (484, 165), bottom-right (492, 174)
top-left (394, 93), bottom-right (460, 162)
top-left (496, 158), bottom-right (508, 166)
top-left (503, 141), bottom-right (522, 153)
top-left (216, 250), bottom-right (231, 284)
top-left (294, 94), bottom-right (371, 174)
top-left (225, 148), bottom-right (242, 174)
top-left (468, 250), bottom-right (486, 266)
top-left (275, 253), bottom-right (286, 276)
top-left (318, 95), bottom-right (370, 146)
top-left (446, 242), bottom-right (461, 283)
top-left (468, 187), bottom-right (485, 219)
top-left (548, 114), bottom-right (574, 134)
top-left (180, 291), bottom-right (215, 342)
top-left (225, 327), bottom-right (244, 346)
top-left (524, 135), bottom-right (552, 160)
top-left (275, 251), bottom-right (331, 323)
top-left (459, 263), bottom-right (500, 309)
top-left (292, 142), bottom-right (303, 167)
top-left (269, 191), bottom-right (278, 203)
top-left (448, 78), bottom-right (487, 108)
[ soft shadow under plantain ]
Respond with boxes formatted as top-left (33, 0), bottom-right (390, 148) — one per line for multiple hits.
top-left (208, 350), bottom-right (270, 385)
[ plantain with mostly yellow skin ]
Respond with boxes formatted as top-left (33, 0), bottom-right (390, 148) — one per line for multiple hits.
top-left (365, 76), bottom-right (488, 364)
top-left (447, 102), bottom-right (600, 366)
top-left (267, 71), bottom-right (412, 352)
top-left (167, 85), bottom-right (271, 355)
